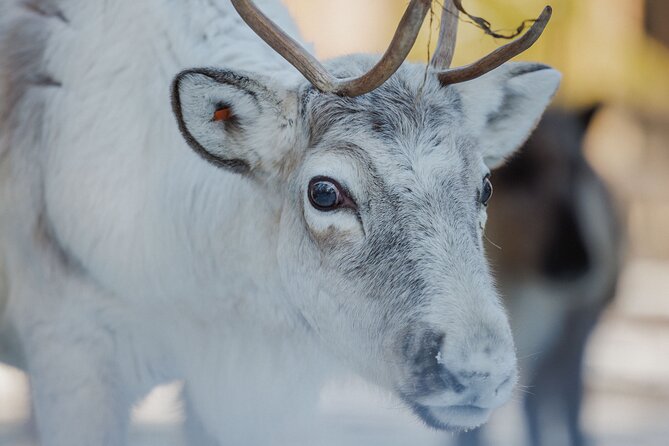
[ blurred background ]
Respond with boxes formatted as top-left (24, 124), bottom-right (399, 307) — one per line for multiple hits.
top-left (1, 1), bottom-right (668, 445)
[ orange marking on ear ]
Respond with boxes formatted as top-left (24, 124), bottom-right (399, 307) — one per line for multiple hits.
top-left (213, 107), bottom-right (233, 122)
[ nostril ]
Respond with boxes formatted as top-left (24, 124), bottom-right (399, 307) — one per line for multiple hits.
top-left (495, 376), bottom-right (512, 395)
top-left (439, 366), bottom-right (467, 394)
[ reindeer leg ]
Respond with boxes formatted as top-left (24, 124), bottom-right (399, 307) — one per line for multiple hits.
top-left (8, 254), bottom-right (134, 446)
top-left (25, 322), bottom-right (131, 446)
top-left (182, 386), bottom-right (219, 446)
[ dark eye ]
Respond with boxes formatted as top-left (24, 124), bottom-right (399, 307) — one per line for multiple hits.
top-left (480, 175), bottom-right (493, 206)
top-left (308, 177), bottom-right (342, 211)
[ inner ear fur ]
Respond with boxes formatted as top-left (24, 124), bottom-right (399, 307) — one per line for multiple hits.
top-left (171, 68), bottom-right (282, 175)
top-left (455, 63), bottom-right (561, 169)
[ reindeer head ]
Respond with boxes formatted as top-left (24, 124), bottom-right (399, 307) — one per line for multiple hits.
top-left (171, 0), bottom-right (560, 430)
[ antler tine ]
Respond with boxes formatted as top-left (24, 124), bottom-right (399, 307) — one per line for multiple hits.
top-left (337, 0), bottom-right (431, 96)
top-left (430, 0), bottom-right (459, 69)
top-left (436, 5), bottom-right (552, 85)
top-left (230, 0), bottom-right (337, 93)
top-left (230, 0), bottom-right (431, 97)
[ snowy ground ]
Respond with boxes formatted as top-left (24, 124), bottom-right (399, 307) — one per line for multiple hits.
top-left (1, 259), bottom-right (668, 446)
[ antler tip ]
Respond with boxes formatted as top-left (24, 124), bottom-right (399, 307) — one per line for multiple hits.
top-left (541, 5), bottom-right (553, 21)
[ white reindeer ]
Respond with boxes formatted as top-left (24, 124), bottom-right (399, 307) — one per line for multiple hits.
top-left (0, 1), bottom-right (560, 444)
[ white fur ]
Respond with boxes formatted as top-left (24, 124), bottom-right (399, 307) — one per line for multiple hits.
top-left (0, 1), bottom-right (559, 444)
top-left (456, 64), bottom-right (561, 168)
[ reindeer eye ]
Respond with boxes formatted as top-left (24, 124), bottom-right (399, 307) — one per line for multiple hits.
top-left (308, 177), bottom-right (342, 211)
top-left (481, 175), bottom-right (493, 206)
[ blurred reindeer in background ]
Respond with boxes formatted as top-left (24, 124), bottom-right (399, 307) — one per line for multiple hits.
top-left (455, 107), bottom-right (624, 446)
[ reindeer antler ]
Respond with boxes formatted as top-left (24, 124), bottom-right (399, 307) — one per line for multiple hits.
top-left (430, 0), bottom-right (460, 69)
top-left (230, 0), bottom-right (430, 97)
top-left (231, 0), bottom-right (552, 96)
top-left (431, 2), bottom-right (552, 84)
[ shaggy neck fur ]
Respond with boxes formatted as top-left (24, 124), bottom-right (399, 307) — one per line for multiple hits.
top-left (2, 0), bottom-right (304, 321)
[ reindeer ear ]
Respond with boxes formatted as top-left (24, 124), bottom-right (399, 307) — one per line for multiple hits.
top-left (171, 68), bottom-right (296, 174)
top-left (455, 63), bottom-right (561, 169)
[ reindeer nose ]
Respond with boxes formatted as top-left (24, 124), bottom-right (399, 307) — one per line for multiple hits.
top-left (409, 330), bottom-right (517, 410)
top-left (431, 342), bottom-right (517, 409)
top-left (438, 363), bottom-right (516, 408)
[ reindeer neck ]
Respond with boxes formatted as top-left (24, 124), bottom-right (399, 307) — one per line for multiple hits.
top-left (1, 0), bottom-right (300, 321)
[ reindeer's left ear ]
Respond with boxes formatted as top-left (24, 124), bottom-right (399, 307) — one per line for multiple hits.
top-left (455, 62), bottom-right (561, 169)
top-left (171, 68), bottom-right (297, 175)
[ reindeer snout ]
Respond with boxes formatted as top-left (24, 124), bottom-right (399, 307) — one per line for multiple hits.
top-left (419, 336), bottom-right (516, 407)
top-left (403, 328), bottom-right (517, 429)
top-left (432, 348), bottom-right (517, 409)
